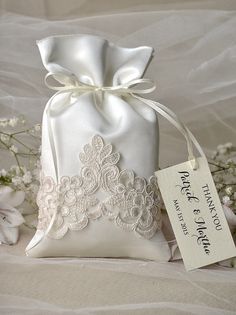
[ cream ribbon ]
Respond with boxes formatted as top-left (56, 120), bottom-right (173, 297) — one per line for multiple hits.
top-left (44, 72), bottom-right (206, 183)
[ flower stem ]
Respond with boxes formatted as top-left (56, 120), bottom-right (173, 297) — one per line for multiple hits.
top-left (12, 136), bottom-right (34, 152)
top-left (11, 129), bottom-right (31, 136)
top-left (208, 161), bottom-right (230, 170)
top-left (0, 138), bottom-right (10, 150)
top-left (14, 153), bottom-right (24, 175)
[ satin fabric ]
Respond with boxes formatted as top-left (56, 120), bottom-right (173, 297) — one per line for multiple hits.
top-left (26, 34), bottom-right (171, 261)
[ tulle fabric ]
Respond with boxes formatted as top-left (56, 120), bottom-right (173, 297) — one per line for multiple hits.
top-left (1, 2), bottom-right (236, 314)
top-left (1, 226), bottom-right (236, 315)
top-left (1, 8), bottom-right (236, 169)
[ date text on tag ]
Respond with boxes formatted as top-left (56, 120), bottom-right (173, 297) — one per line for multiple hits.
top-left (155, 157), bottom-right (236, 271)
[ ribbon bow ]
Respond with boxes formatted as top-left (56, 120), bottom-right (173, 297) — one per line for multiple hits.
top-left (45, 72), bottom-right (157, 95)
top-left (44, 72), bottom-right (206, 182)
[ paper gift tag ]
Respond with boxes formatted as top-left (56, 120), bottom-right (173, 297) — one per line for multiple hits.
top-left (156, 157), bottom-right (236, 271)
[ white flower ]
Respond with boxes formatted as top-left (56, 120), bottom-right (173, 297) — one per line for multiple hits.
top-left (22, 171), bottom-right (32, 184)
top-left (214, 175), bottom-right (223, 182)
top-left (0, 186), bottom-right (25, 207)
top-left (20, 166), bottom-right (27, 174)
top-left (211, 151), bottom-right (217, 159)
top-left (0, 169), bottom-right (7, 177)
top-left (32, 167), bottom-right (40, 180)
top-left (34, 124), bottom-right (41, 132)
top-left (10, 165), bottom-right (21, 175)
top-left (225, 142), bottom-right (233, 149)
top-left (216, 183), bottom-right (223, 190)
top-left (10, 145), bottom-right (18, 154)
top-left (218, 204), bottom-right (236, 269)
top-left (19, 116), bottom-right (26, 124)
top-left (218, 147), bottom-right (227, 155)
top-left (29, 183), bottom-right (39, 195)
top-left (12, 176), bottom-right (23, 186)
top-left (0, 133), bottom-right (10, 143)
top-left (0, 118), bottom-right (8, 128)
top-left (0, 202), bottom-right (25, 245)
top-left (35, 159), bottom-right (41, 168)
top-left (0, 186), bottom-right (25, 245)
top-left (222, 195), bottom-right (233, 206)
top-left (216, 142), bottom-right (233, 155)
top-left (228, 167), bottom-right (235, 174)
top-left (8, 117), bottom-right (19, 127)
top-left (225, 186), bottom-right (233, 196)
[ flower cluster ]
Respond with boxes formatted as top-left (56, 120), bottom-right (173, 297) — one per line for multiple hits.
top-left (209, 142), bottom-right (236, 210)
top-left (0, 115), bottom-right (41, 210)
top-left (0, 117), bottom-right (21, 128)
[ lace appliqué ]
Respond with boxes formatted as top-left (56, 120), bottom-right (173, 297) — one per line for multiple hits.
top-left (37, 135), bottom-right (162, 239)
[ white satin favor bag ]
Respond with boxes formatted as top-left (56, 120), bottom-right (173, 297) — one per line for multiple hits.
top-left (26, 34), bottom-right (171, 260)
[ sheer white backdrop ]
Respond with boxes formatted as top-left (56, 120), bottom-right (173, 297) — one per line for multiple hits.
top-left (0, 1), bottom-right (236, 314)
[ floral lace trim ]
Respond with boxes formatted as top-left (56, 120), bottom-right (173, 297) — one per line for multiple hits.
top-left (36, 135), bottom-right (162, 239)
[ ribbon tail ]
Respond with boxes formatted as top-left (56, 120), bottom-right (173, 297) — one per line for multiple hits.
top-left (132, 93), bottom-right (207, 170)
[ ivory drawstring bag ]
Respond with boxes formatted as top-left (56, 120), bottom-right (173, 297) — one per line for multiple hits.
top-left (25, 34), bottom-right (197, 260)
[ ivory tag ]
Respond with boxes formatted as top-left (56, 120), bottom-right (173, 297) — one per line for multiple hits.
top-left (155, 157), bottom-right (236, 271)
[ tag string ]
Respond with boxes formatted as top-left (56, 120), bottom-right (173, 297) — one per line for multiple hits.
top-left (44, 72), bottom-right (206, 183)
